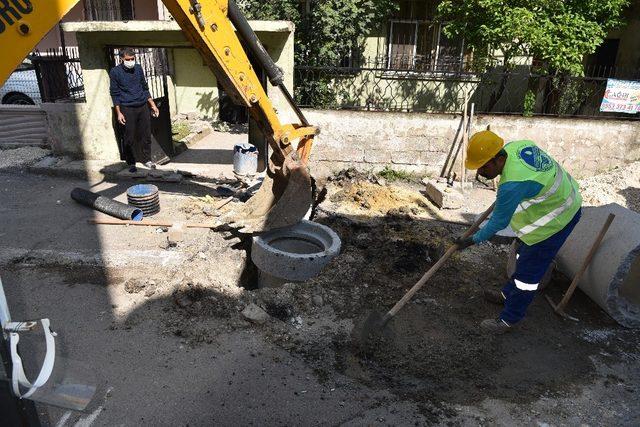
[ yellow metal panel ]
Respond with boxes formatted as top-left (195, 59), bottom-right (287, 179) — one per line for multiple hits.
top-left (162, 0), bottom-right (285, 145)
top-left (1, 0), bottom-right (80, 84)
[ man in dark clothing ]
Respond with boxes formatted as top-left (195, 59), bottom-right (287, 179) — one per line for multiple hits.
top-left (109, 48), bottom-right (159, 172)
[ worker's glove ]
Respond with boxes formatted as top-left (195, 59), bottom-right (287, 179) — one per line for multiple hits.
top-left (454, 236), bottom-right (475, 250)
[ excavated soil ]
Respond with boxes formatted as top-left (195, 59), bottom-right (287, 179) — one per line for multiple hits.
top-left (579, 161), bottom-right (640, 211)
top-left (304, 214), bottom-right (635, 408)
top-left (119, 170), bottom-right (639, 421)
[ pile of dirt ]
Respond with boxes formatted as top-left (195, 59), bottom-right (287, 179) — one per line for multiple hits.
top-left (579, 162), bottom-right (640, 212)
top-left (288, 213), bottom-right (639, 410)
top-left (327, 168), bottom-right (434, 217)
top-left (154, 206), bottom-right (634, 412)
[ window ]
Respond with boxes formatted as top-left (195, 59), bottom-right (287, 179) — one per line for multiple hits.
top-left (584, 39), bottom-right (620, 77)
top-left (387, 0), bottom-right (464, 72)
top-left (85, 0), bottom-right (134, 21)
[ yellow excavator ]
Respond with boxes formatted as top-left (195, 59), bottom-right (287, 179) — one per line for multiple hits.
top-left (1, 0), bottom-right (317, 233)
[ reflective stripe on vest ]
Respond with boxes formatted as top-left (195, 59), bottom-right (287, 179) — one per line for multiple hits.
top-left (517, 184), bottom-right (577, 236)
top-left (515, 162), bottom-right (564, 214)
top-left (500, 141), bottom-right (582, 245)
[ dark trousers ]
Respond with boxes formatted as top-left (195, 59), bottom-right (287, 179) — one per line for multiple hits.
top-left (500, 208), bottom-right (582, 324)
top-left (121, 104), bottom-right (152, 165)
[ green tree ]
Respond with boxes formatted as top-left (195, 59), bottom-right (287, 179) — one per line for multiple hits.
top-left (238, 0), bottom-right (396, 107)
top-left (437, 0), bottom-right (631, 74)
top-left (236, 0), bottom-right (300, 23)
top-left (238, 0), bottom-right (395, 64)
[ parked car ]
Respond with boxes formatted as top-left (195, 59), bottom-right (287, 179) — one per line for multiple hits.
top-left (0, 62), bottom-right (41, 105)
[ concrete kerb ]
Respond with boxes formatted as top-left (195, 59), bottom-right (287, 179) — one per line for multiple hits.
top-left (0, 247), bottom-right (187, 270)
top-left (28, 157), bottom-right (127, 180)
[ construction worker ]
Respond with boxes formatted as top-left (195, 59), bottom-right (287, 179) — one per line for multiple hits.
top-left (455, 130), bottom-right (582, 334)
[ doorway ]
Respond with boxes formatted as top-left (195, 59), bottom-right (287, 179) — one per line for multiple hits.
top-left (107, 46), bottom-right (173, 164)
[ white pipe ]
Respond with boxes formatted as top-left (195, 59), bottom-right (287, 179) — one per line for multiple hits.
top-left (556, 203), bottom-right (640, 327)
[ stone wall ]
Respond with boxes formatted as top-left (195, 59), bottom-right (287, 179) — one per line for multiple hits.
top-left (305, 109), bottom-right (640, 179)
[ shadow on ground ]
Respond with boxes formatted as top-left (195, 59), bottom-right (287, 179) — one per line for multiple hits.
top-left (3, 164), bottom-right (639, 424)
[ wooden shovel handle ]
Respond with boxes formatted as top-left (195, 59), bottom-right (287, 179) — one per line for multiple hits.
top-left (386, 202), bottom-right (495, 318)
top-left (555, 213), bottom-right (615, 312)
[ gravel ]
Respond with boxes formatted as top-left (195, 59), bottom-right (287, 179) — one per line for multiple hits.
top-left (0, 147), bottom-right (51, 169)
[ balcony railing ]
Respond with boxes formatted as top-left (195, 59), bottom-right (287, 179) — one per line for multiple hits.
top-left (85, 0), bottom-right (134, 21)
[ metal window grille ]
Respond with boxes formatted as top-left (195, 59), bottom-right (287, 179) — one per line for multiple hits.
top-left (85, 0), bottom-right (134, 21)
top-left (23, 47), bottom-right (86, 103)
top-left (387, 20), bottom-right (465, 73)
top-left (294, 59), bottom-right (640, 120)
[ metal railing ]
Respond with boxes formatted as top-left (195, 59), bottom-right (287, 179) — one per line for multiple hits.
top-left (30, 48), bottom-right (86, 103)
top-left (85, 0), bottom-right (134, 21)
top-left (294, 58), bottom-right (640, 119)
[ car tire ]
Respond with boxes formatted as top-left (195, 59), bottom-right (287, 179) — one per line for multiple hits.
top-left (3, 93), bottom-right (35, 105)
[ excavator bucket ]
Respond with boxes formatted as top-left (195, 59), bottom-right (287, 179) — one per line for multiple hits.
top-left (220, 161), bottom-right (312, 233)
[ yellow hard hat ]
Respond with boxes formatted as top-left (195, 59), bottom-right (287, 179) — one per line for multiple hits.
top-left (465, 130), bottom-right (505, 170)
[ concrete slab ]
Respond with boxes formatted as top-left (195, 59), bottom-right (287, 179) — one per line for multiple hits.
top-left (161, 130), bottom-right (245, 180)
top-left (0, 172), bottom-right (208, 269)
top-left (422, 178), bottom-right (473, 209)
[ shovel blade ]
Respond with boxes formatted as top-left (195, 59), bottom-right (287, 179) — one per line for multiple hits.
top-left (351, 310), bottom-right (393, 355)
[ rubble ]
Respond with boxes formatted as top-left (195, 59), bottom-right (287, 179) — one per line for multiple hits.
top-left (241, 303), bottom-right (271, 324)
top-left (101, 166), bottom-right (639, 423)
top-left (328, 175), bottom-right (431, 216)
top-left (167, 223), bottom-right (185, 247)
top-left (422, 178), bottom-right (465, 209)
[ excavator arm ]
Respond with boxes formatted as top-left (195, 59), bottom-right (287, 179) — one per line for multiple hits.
top-left (1, 0), bottom-right (316, 232)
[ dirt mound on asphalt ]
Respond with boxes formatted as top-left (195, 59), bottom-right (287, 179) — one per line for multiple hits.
top-left (330, 180), bottom-right (432, 216)
top-left (327, 168), bottom-right (434, 218)
top-left (156, 187), bottom-right (627, 411)
top-left (580, 162), bottom-right (640, 212)
top-left (303, 214), bottom-right (611, 407)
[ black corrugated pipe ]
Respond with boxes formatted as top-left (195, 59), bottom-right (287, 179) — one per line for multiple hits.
top-left (71, 188), bottom-right (143, 221)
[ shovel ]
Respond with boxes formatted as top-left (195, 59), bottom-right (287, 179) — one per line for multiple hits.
top-left (353, 203), bottom-right (495, 349)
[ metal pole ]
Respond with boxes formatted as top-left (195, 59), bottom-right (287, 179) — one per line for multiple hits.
top-left (0, 276), bottom-right (42, 427)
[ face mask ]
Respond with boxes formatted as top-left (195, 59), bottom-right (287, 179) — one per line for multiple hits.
top-left (123, 59), bottom-right (135, 69)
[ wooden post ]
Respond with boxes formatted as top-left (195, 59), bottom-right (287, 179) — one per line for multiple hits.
top-left (464, 101), bottom-right (474, 192)
top-left (460, 92), bottom-right (468, 194)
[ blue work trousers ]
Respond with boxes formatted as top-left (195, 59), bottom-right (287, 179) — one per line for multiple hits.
top-left (500, 209), bottom-right (582, 325)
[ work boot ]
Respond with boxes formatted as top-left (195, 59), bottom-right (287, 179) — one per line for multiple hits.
top-left (128, 165), bottom-right (137, 173)
top-left (480, 318), bottom-right (511, 335)
top-left (483, 288), bottom-right (506, 305)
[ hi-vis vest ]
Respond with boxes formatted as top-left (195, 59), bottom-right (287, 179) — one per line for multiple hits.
top-left (499, 140), bottom-right (582, 246)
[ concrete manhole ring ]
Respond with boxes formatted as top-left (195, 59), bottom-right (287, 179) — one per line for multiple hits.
top-left (251, 220), bottom-right (341, 286)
